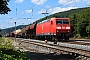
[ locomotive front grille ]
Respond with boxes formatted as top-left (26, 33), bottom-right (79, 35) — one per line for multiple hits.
top-left (56, 29), bottom-right (70, 35)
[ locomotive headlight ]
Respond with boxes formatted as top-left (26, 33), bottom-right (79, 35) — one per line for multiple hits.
top-left (57, 27), bottom-right (61, 29)
top-left (66, 27), bottom-right (70, 29)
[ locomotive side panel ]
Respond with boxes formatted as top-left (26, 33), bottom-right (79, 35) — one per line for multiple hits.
top-left (36, 19), bottom-right (56, 36)
top-left (36, 18), bottom-right (57, 40)
top-left (42, 21), bottom-right (51, 35)
top-left (36, 23), bottom-right (42, 35)
top-left (50, 18), bottom-right (57, 35)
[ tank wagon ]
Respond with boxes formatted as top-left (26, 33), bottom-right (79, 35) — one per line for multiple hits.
top-left (17, 28), bottom-right (26, 38)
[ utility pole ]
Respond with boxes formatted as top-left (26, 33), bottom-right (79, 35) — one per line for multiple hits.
top-left (3, 30), bottom-right (6, 42)
top-left (4, 30), bottom-right (6, 38)
top-left (74, 14), bottom-right (77, 38)
top-left (14, 22), bottom-right (16, 46)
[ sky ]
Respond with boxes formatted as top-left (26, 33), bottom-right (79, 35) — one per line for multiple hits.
top-left (0, 0), bottom-right (90, 29)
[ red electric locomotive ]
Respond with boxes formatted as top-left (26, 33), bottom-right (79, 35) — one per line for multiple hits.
top-left (36, 17), bottom-right (71, 41)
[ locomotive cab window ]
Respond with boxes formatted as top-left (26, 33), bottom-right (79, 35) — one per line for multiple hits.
top-left (63, 20), bottom-right (69, 24)
top-left (56, 20), bottom-right (62, 24)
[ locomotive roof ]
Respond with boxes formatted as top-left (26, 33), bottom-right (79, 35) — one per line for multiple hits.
top-left (38, 19), bottom-right (50, 24)
top-left (50, 17), bottom-right (69, 20)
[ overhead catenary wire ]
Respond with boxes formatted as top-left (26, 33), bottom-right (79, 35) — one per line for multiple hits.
top-left (57, 0), bottom-right (73, 7)
top-left (31, 0), bottom-right (73, 21)
top-left (10, 0), bottom-right (41, 26)
top-left (8, 0), bottom-right (41, 26)
top-left (18, 0), bottom-right (41, 19)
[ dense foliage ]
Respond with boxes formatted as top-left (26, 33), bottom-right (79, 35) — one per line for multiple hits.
top-left (69, 7), bottom-right (90, 37)
top-left (0, 0), bottom-right (11, 14)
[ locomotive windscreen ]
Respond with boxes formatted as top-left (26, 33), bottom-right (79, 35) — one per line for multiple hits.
top-left (63, 20), bottom-right (69, 24)
top-left (56, 20), bottom-right (69, 24)
top-left (56, 20), bottom-right (62, 24)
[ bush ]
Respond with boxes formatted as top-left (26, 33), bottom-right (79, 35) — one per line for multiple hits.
top-left (0, 49), bottom-right (29, 60)
top-left (0, 38), bottom-right (30, 60)
top-left (76, 34), bottom-right (81, 38)
top-left (0, 34), bottom-right (2, 37)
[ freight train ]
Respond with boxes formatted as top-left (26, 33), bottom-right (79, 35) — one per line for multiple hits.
top-left (8, 17), bottom-right (71, 42)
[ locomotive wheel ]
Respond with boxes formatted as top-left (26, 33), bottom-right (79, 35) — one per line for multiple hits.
top-left (52, 37), bottom-right (58, 44)
top-left (54, 38), bottom-right (58, 44)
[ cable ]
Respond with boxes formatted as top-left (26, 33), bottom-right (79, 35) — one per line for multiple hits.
top-left (57, 0), bottom-right (73, 7)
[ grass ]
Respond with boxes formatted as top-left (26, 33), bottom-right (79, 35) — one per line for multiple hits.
top-left (0, 37), bottom-right (13, 49)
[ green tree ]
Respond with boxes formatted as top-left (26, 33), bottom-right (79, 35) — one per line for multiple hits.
top-left (69, 7), bottom-right (90, 37)
top-left (0, 0), bottom-right (11, 14)
top-left (86, 25), bottom-right (90, 37)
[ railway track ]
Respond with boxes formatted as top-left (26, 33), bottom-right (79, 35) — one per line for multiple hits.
top-left (10, 37), bottom-right (90, 60)
top-left (66, 39), bottom-right (90, 46)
